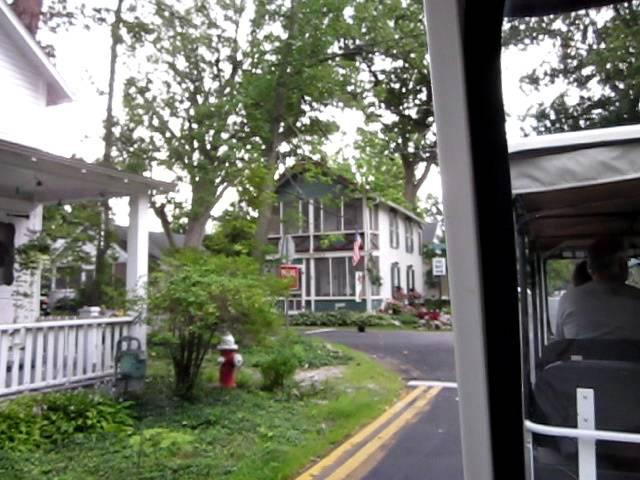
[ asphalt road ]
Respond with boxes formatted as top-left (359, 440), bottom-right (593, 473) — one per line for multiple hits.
top-left (311, 329), bottom-right (464, 480)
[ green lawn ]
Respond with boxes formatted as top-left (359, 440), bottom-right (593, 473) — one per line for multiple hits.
top-left (0, 337), bottom-right (403, 480)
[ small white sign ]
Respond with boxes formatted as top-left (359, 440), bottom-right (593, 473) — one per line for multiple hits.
top-left (433, 257), bottom-right (447, 276)
top-left (355, 271), bottom-right (365, 301)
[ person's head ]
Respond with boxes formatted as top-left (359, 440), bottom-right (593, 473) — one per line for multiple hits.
top-left (572, 260), bottom-right (592, 287)
top-left (587, 236), bottom-right (628, 283)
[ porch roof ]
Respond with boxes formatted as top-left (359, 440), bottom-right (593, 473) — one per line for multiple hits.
top-left (0, 138), bottom-right (174, 205)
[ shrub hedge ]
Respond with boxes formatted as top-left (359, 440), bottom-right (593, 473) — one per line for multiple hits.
top-left (290, 311), bottom-right (396, 327)
top-left (0, 391), bottom-right (134, 451)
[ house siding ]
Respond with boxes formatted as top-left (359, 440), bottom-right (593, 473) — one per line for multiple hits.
top-left (0, 23), bottom-right (47, 146)
top-left (272, 174), bottom-right (426, 313)
top-left (377, 203), bottom-right (425, 300)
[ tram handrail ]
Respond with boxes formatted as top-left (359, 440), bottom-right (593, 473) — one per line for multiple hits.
top-left (525, 419), bottom-right (640, 444)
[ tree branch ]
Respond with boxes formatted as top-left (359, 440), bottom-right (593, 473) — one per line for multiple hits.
top-left (150, 199), bottom-right (177, 249)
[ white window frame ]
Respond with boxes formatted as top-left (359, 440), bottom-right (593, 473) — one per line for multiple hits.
top-left (313, 256), bottom-right (354, 298)
top-left (390, 212), bottom-right (399, 249)
top-left (405, 219), bottom-right (414, 253)
top-left (406, 265), bottom-right (415, 290)
top-left (369, 203), bottom-right (379, 232)
top-left (391, 262), bottom-right (401, 289)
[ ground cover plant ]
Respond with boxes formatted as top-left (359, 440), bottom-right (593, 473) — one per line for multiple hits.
top-left (290, 310), bottom-right (450, 330)
top-left (0, 334), bottom-right (402, 480)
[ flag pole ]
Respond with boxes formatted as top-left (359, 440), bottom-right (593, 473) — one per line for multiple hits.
top-left (363, 197), bottom-right (372, 312)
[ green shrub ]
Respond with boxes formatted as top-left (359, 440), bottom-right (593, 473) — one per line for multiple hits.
top-left (259, 348), bottom-right (299, 391)
top-left (235, 368), bottom-right (262, 390)
top-left (148, 250), bottom-right (289, 398)
top-left (0, 391), bottom-right (133, 450)
top-left (395, 313), bottom-right (419, 326)
top-left (290, 311), bottom-right (396, 328)
top-left (424, 298), bottom-right (451, 311)
top-left (247, 332), bottom-right (351, 378)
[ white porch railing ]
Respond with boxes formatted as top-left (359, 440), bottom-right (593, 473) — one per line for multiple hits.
top-left (0, 317), bottom-right (136, 398)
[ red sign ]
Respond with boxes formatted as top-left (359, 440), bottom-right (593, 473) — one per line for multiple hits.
top-left (279, 264), bottom-right (300, 290)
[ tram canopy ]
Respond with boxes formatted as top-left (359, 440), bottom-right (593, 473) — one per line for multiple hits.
top-left (509, 125), bottom-right (640, 254)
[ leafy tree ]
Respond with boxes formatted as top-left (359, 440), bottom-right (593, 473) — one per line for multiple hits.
top-left (203, 207), bottom-right (256, 257)
top-left (240, 0), bottom-right (358, 257)
top-left (120, 0), bottom-right (248, 248)
top-left (335, 130), bottom-right (409, 209)
top-left (502, 1), bottom-right (640, 134)
top-left (148, 250), bottom-right (288, 398)
top-left (35, 0), bottom-right (131, 305)
top-left (343, 0), bottom-right (437, 208)
top-left (546, 259), bottom-right (575, 293)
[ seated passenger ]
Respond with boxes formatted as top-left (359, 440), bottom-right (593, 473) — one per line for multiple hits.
top-left (572, 259), bottom-right (592, 287)
top-left (556, 237), bottom-right (640, 340)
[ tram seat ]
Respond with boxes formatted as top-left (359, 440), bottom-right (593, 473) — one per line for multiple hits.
top-left (538, 339), bottom-right (640, 369)
top-left (532, 359), bottom-right (640, 472)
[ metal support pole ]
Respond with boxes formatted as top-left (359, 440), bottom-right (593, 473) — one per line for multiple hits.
top-left (577, 388), bottom-right (597, 480)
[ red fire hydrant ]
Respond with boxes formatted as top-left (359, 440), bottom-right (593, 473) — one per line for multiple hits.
top-left (217, 333), bottom-right (243, 388)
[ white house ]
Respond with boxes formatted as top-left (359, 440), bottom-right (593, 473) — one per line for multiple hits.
top-left (0, 2), bottom-right (172, 398)
top-left (47, 227), bottom-right (184, 308)
top-left (268, 165), bottom-right (431, 313)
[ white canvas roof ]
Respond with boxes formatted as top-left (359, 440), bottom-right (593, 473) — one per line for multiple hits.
top-left (509, 125), bottom-right (640, 252)
top-left (510, 124), bottom-right (640, 194)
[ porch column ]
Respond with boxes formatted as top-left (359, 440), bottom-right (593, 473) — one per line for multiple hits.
top-left (126, 194), bottom-right (149, 348)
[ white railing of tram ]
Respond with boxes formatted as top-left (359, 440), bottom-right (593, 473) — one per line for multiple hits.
top-left (525, 388), bottom-right (640, 480)
top-left (0, 316), bottom-right (137, 398)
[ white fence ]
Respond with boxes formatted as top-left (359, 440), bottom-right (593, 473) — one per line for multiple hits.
top-left (0, 317), bottom-right (137, 398)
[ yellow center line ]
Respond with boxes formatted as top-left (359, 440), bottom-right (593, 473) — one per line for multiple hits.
top-left (326, 386), bottom-right (443, 480)
top-left (295, 386), bottom-right (428, 480)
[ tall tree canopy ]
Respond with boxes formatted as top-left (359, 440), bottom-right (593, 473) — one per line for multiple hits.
top-left (120, 0), bottom-right (248, 248)
top-left (503, 1), bottom-right (640, 134)
top-left (241, 0), bottom-right (358, 256)
top-left (342, 0), bottom-right (437, 208)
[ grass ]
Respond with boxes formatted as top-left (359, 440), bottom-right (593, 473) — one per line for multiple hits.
top-left (0, 335), bottom-right (403, 480)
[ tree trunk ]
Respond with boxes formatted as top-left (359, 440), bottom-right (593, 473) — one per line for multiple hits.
top-left (92, 0), bottom-right (125, 305)
top-left (401, 155), bottom-right (419, 207)
top-left (253, 161), bottom-right (279, 260)
top-left (102, 0), bottom-right (125, 166)
top-left (252, 0), bottom-right (299, 260)
top-left (401, 153), bottom-right (435, 209)
top-left (11, 0), bottom-right (43, 37)
top-left (183, 214), bottom-right (210, 248)
top-left (183, 181), bottom-right (219, 248)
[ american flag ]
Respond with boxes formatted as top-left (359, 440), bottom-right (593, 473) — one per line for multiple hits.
top-left (352, 231), bottom-right (363, 266)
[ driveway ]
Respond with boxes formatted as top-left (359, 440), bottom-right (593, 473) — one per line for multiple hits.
top-left (309, 329), bottom-right (464, 480)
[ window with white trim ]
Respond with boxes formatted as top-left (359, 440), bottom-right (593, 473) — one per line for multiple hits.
top-left (314, 257), bottom-right (354, 297)
top-left (331, 257), bottom-right (348, 296)
top-left (391, 262), bottom-right (401, 288)
top-left (406, 265), bottom-right (415, 291)
top-left (0, 222), bottom-right (15, 286)
top-left (322, 198), bottom-right (342, 232)
top-left (405, 219), bottom-right (414, 253)
top-left (390, 211), bottom-right (399, 249)
top-left (343, 198), bottom-right (363, 230)
top-left (370, 256), bottom-right (381, 296)
top-left (315, 258), bottom-right (331, 296)
top-left (267, 203), bottom-right (281, 236)
top-left (369, 204), bottom-right (379, 231)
